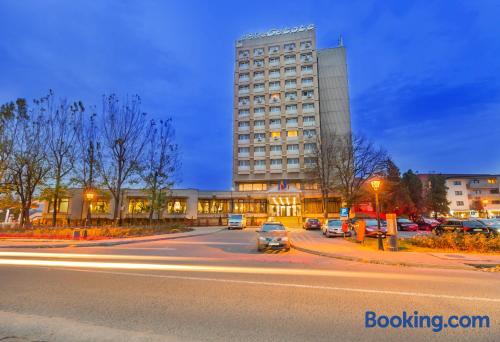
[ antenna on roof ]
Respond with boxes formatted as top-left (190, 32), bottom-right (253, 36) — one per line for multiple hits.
top-left (338, 35), bottom-right (344, 47)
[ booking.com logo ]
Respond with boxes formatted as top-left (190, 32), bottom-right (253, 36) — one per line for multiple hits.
top-left (365, 311), bottom-right (490, 332)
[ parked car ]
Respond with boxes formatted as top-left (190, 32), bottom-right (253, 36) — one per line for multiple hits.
top-left (303, 218), bottom-right (321, 230)
top-left (433, 219), bottom-right (490, 235)
top-left (354, 218), bottom-right (387, 238)
top-left (256, 222), bottom-right (290, 252)
top-left (322, 219), bottom-right (351, 238)
top-left (414, 217), bottom-right (440, 231)
top-left (396, 218), bottom-right (418, 231)
top-left (475, 219), bottom-right (500, 236)
top-left (228, 214), bottom-right (246, 230)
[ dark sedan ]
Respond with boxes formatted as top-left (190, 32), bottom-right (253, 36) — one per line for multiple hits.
top-left (396, 218), bottom-right (418, 231)
top-left (433, 219), bottom-right (490, 235)
top-left (256, 222), bottom-right (290, 252)
top-left (354, 219), bottom-right (387, 238)
top-left (303, 218), bottom-right (321, 230)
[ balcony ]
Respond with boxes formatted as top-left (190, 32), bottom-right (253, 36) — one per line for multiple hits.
top-left (270, 149), bottom-right (282, 156)
top-left (253, 124), bottom-right (265, 132)
top-left (269, 60), bottom-right (280, 67)
top-left (254, 151), bottom-right (265, 157)
top-left (285, 82), bottom-right (297, 89)
top-left (238, 152), bottom-right (249, 158)
top-left (254, 73), bottom-right (264, 81)
top-left (303, 120), bottom-right (316, 127)
top-left (239, 76), bottom-right (250, 82)
top-left (285, 71), bottom-right (297, 77)
top-left (302, 94), bottom-right (314, 101)
top-left (238, 88), bottom-right (249, 95)
top-left (253, 86), bottom-right (265, 93)
top-left (239, 64), bottom-right (249, 70)
top-left (286, 108), bottom-right (297, 114)
top-left (269, 85), bottom-right (281, 92)
top-left (286, 149), bottom-right (299, 156)
top-left (238, 139), bottom-right (250, 145)
top-left (269, 110), bottom-right (281, 117)
top-left (284, 58), bottom-right (296, 65)
top-left (254, 164), bottom-right (266, 173)
top-left (287, 136), bottom-right (299, 142)
top-left (238, 100), bottom-right (249, 107)
top-left (270, 164), bottom-right (282, 173)
top-left (301, 55), bottom-right (313, 63)
top-left (285, 95), bottom-right (297, 101)
top-left (270, 136), bottom-right (281, 143)
top-left (301, 67), bottom-right (313, 75)
top-left (302, 106), bottom-right (315, 113)
top-left (253, 111), bottom-right (265, 118)
top-left (287, 164), bottom-right (300, 172)
top-left (269, 123), bottom-right (281, 130)
top-left (254, 98), bottom-right (265, 106)
top-left (301, 81), bottom-right (314, 88)
top-left (238, 125), bottom-right (249, 132)
top-left (269, 72), bottom-right (280, 79)
top-left (238, 166), bottom-right (250, 174)
top-left (286, 122), bottom-right (298, 129)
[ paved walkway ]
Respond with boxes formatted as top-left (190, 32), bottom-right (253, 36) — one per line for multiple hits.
top-left (0, 227), bottom-right (225, 249)
top-left (289, 229), bottom-right (500, 271)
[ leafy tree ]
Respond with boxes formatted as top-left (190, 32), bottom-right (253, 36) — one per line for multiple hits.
top-left (425, 174), bottom-right (450, 218)
top-left (401, 169), bottom-right (424, 215)
top-left (382, 159), bottom-right (413, 214)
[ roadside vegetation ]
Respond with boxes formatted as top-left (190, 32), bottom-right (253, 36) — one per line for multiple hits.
top-left (406, 233), bottom-right (500, 253)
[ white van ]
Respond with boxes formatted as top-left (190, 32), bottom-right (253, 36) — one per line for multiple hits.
top-left (228, 214), bottom-right (246, 230)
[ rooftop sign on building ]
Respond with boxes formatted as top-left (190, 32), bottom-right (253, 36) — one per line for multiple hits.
top-left (236, 24), bottom-right (315, 45)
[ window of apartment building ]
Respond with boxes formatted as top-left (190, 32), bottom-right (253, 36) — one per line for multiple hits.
top-left (254, 71), bottom-right (264, 80)
top-left (270, 93), bottom-right (280, 103)
top-left (254, 133), bottom-right (266, 141)
top-left (269, 45), bottom-right (280, 54)
top-left (474, 190), bottom-right (481, 194)
top-left (287, 130), bottom-right (298, 137)
top-left (304, 143), bottom-right (316, 151)
top-left (286, 104), bottom-right (297, 113)
top-left (238, 109), bottom-right (249, 117)
top-left (300, 53), bottom-right (313, 62)
top-left (287, 158), bottom-right (299, 165)
top-left (284, 54), bottom-right (296, 64)
top-left (254, 107), bottom-right (265, 115)
top-left (269, 57), bottom-right (280, 66)
top-left (238, 183), bottom-right (268, 191)
top-left (254, 160), bottom-right (266, 167)
top-left (303, 183), bottom-right (319, 190)
top-left (91, 200), bottom-right (109, 214)
top-left (269, 69), bottom-right (280, 78)
top-left (254, 120), bottom-right (265, 128)
top-left (270, 145), bottom-right (282, 152)
top-left (304, 157), bottom-right (317, 166)
top-left (453, 181), bottom-right (462, 185)
top-left (302, 103), bottom-right (315, 112)
top-left (304, 129), bottom-right (316, 138)
top-left (456, 201), bottom-right (464, 206)
top-left (128, 198), bottom-right (149, 214)
top-left (238, 97), bottom-right (249, 105)
top-left (286, 118), bottom-right (298, 125)
top-left (491, 189), bottom-right (499, 194)
top-left (238, 147), bottom-right (249, 154)
top-left (472, 179), bottom-right (480, 184)
top-left (238, 160), bottom-right (250, 167)
top-left (166, 198), bottom-right (187, 214)
top-left (302, 77), bottom-right (314, 86)
top-left (287, 144), bottom-right (299, 152)
top-left (284, 43), bottom-right (296, 51)
top-left (302, 90), bottom-right (314, 98)
top-left (48, 198), bottom-right (69, 214)
top-left (270, 118), bottom-right (281, 126)
top-left (301, 65), bottom-right (313, 73)
top-left (239, 73), bottom-right (249, 81)
top-left (269, 106), bottom-right (281, 113)
top-left (303, 116), bottom-right (315, 123)
top-left (455, 191), bottom-right (463, 196)
top-left (488, 178), bottom-right (497, 184)
top-left (254, 59), bottom-right (264, 67)
top-left (285, 79), bottom-right (297, 88)
top-left (239, 50), bottom-right (249, 58)
top-left (253, 83), bottom-right (265, 92)
top-left (253, 47), bottom-right (264, 56)
top-left (254, 95), bottom-right (265, 104)
top-left (238, 134), bottom-right (250, 141)
top-left (270, 159), bottom-right (282, 165)
top-left (285, 66), bottom-right (296, 75)
top-left (231, 199), bottom-right (267, 214)
top-left (239, 61), bottom-right (249, 69)
top-left (285, 91), bottom-right (297, 101)
top-left (238, 121), bottom-right (249, 128)
top-left (269, 81), bottom-right (280, 90)
top-left (271, 131), bottom-right (281, 139)
top-left (300, 41), bottom-right (312, 50)
top-left (254, 146), bottom-right (266, 153)
top-left (198, 199), bottom-right (232, 214)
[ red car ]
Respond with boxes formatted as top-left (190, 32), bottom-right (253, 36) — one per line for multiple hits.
top-left (415, 217), bottom-right (440, 231)
top-left (303, 218), bottom-right (321, 230)
top-left (396, 218), bottom-right (418, 231)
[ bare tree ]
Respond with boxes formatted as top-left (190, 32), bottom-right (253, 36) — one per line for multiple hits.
top-left (6, 96), bottom-right (50, 227)
top-left (0, 99), bottom-right (26, 186)
top-left (44, 92), bottom-right (83, 226)
top-left (142, 118), bottom-right (180, 224)
top-left (97, 95), bottom-right (151, 225)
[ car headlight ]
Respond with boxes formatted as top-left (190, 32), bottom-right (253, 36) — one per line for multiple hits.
top-left (258, 236), bottom-right (267, 241)
top-left (280, 237), bottom-right (289, 241)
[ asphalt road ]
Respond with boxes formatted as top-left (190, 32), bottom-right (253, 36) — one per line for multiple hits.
top-left (0, 228), bottom-right (498, 342)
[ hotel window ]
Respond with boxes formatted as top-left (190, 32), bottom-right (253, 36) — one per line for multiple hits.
top-left (455, 191), bottom-right (463, 196)
top-left (253, 83), bottom-right (265, 92)
top-left (269, 45), bottom-right (280, 54)
top-left (271, 159), bottom-right (282, 165)
top-left (238, 97), bottom-right (249, 106)
top-left (472, 179), bottom-right (480, 184)
top-left (238, 85), bottom-right (249, 93)
top-left (487, 178), bottom-right (497, 184)
top-left (254, 160), bottom-right (266, 167)
top-left (300, 53), bottom-right (313, 62)
top-left (270, 93), bottom-right (280, 103)
top-left (254, 95), bottom-right (265, 104)
top-left (239, 160), bottom-right (250, 166)
top-left (271, 131), bottom-right (281, 139)
top-left (238, 147), bottom-right (249, 154)
top-left (303, 116), bottom-right (315, 123)
top-left (285, 66), bottom-right (296, 75)
top-left (231, 198), bottom-right (267, 214)
top-left (254, 120), bottom-right (265, 128)
top-left (304, 143), bottom-right (316, 151)
top-left (300, 41), bottom-right (312, 50)
top-left (270, 118), bottom-right (281, 126)
top-left (287, 144), bottom-right (299, 152)
top-left (238, 121), bottom-right (249, 128)
top-left (269, 57), bottom-right (280, 66)
top-left (238, 134), bottom-right (250, 141)
top-left (270, 145), bottom-right (282, 152)
top-left (286, 118), bottom-right (298, 125)
top-left (287, 130), bottom-right (298, 137)
top-left (302, 77), bottom-right (314, 86)
top-left (239, 50), bottom-right (249, 58)
top-left (166, 198), bottom-right (187, 214)
top-left (270, 106), bottom-right (281, 113)
top-left (197, 199), bottom-right (232, 214)
top-left (474, 190), bottom-right (481, 194)
top-left (91, 200), bottom-right (109, 214)
top-left (456, 201), bottom-right (464, 206)
top-left (284, 54), bottom-right (296, 64)
top-left (301, 65), bottom-right (313, 73)
top-left (254, 146), bottom-right (266, 153)
top-left (286, 104), bottom-right (297, 113)
top-left (239, 61), bottom-right (249, 69)
top-left (254, 59), bottom-right (264, 67)
top-left (304, 129), bottom-right (316, 138)
top-left (302, 103), bottom-right (315, 112)
top-left (269, 81), bottom-right (280, 91)
top-left (253, 47), bottom-right (264, 56)
top-left (254, 133), bottom-right (266, 141)
top-left (128, 198), bottom-right (149, 214)
top-left (254, 107), bottom-right (265, 115)
top-left (238, 109), bottom-right (249, 117)
top-left (269, 69), bottom-right (280, 78)
top-left (48, 198), bottom-right (69, 214)
top-left (304, 157), bottom-right (317, 166)
top-left (285, 79), bottom-right (296, 88)
top-left (284, 43), bottom-right (296, 52)
top-left (453, 181), bottom-right (462, 185)
top-left (491, 189), bottom-right (499, 194)
top-left (302, 90), bottom-right (314, 98)
top-left (254, 71), bottom-right (264, 80)
top-left (239, 73), bottom-right (249, 81)
top-left (285, 91), bottom-right (297, 101)
top-left (287, 158), bottom-right (299, 165)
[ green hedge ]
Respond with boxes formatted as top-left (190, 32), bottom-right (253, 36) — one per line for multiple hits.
top-left (406, 233), bottom-right (500, 253)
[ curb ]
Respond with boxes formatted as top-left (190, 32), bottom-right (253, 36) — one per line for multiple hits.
top-left (290, 242), bottom-right (483, 272)
top-left (0, 228), bottom-right (226, 249)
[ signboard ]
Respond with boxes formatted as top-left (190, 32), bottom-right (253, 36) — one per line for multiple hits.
top-left (340, 207), bottom-right (349, 218)
top-left (386, 213), bottom-right (397, 236)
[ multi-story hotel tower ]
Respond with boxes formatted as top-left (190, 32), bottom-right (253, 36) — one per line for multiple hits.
top-left (233, 25), bottom-right (351, 195)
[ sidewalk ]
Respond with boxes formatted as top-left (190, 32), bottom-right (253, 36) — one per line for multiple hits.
top-left (0, 226), bottom-right (225, 249)
top-left (290, 229), bottom-right (500, 271)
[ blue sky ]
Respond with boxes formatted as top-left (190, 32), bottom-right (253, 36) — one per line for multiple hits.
top-left (1, 0), bottom-right (499, 189)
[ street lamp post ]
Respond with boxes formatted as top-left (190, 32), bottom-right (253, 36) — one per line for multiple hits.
top-left (370, 179), bottom-right (384, 251)
top-left (84, 189), bottom-right (95, 227)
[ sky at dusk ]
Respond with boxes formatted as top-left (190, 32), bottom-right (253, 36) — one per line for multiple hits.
top-left (1, 0), bottom-right (499, 190)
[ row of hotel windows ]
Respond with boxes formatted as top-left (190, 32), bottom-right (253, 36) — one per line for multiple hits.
top-left (238, 65), bottom-right (313, 81)
top-left (238, 78), bottom-right (314, 95)
top-left (238, 53), bottom-right (314, 69)
top-left (455, 190), bottom-right (499, 195)
top-left (238, 130), bottom-right (317, 141)
top-left (456, 200), bottom-right (500, 206)
top-left (453, 179), bottom-right (497, 185)
top-left (238, 158), bottom-right (317, 167)
top-left (237, 183), bottom-right (319, 191)
top-left (238, 41), bottom-right (313, 59)
top-left (238, 143), bottom-right (317, 154)
top-left (238, 103), bottom-right (315, 114)
top-left (238, 116), bottom-right (316, 128)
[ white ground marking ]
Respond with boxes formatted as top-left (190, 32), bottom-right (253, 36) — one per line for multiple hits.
top-left (59, 267), bottom-right (500, 303)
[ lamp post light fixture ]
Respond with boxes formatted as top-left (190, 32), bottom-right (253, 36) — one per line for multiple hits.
top-left (482, 199), bottom-right (489, 218)
top-left (370, 178), bottom-right (384, 251)
top-left (84, 189), bottom-right (95, 227)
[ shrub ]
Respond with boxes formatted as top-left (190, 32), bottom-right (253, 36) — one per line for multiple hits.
top-left (407, 233), bottom-right (500, 253)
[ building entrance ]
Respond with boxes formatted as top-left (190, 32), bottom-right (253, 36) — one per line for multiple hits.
top-left (268, 196), bottom-right (301, 217)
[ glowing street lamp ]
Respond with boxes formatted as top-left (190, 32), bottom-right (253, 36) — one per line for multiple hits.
top-left (370, 178), bottom-right (384, 251)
